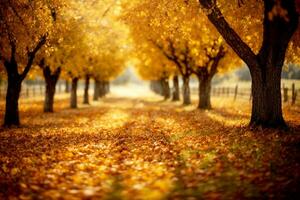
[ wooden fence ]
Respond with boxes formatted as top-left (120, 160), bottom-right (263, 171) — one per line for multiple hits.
top-left (1, 81), bottom-right (299, 105)
top-left (0, 81), bottom-right (66, 100)
top-left (192, 83), bottom-right (300, 105)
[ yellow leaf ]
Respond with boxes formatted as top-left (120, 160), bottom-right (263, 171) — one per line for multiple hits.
top-left (42, 154), bottom-right (47, 161)
top-left (11, 168), bottom-right (19, 176)
top-left (2, 164), bottom-right (8, 173)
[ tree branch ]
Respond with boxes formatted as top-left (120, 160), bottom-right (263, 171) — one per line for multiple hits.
top-left (210, 47), bottom-right (225, 76)
top-left (0, 49), bottom-right (7, 66)
top-left (150, 39), bottom-right (185, 76)
top-left (167, 40), bottom-right (187, 76)
top-left (3, 21), bottom-right (18, 68)
top-left (3, 37), bottom-right (18, 74)
top-left (20, 34), bottom-right (47, 81)
top-left (199, 0), bottom-right (258, 69)
top-left (54, 66), bottom-right (61, 77)
top-left (38, 58), bottom-right (46, 69)
top-left (54, 67), bottom-right (61, 82)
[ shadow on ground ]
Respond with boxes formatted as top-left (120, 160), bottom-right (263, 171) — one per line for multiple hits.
top-left (0, 95), bottom-right (300, 199)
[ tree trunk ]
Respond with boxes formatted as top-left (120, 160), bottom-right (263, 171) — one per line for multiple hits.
top-left (2, 35), bottom-right (46, 127)
top-left (182, 76), bottom-right (191, 105)
top-left (106, 81), bottom-right (110, 94)
top-left (198, 76), bottom-right (212, 109)
top-left (99, 81), bottom-right (105, 98)
top-left (4, 75), bottom-right (22, 126)
top-left (93, 79), bottom-right (100, 101)
top-left (70, 77), bottom-right (78, 109)
top-left (65, 80), bottom-right (70, 93)
top-left (248, 0), bottom-right (298, 128)
top-left (162, 78), bottom-right (170, 100)
top-left (172, 75), bottom-right (180, 101)
top-left (44, 81), bottom-right (56, 112)
top-left (198, 0), bottom-right (298, 128)
top-left (250, 66), bottom-right (286, 128)
top-left (151, 80), bottom-right (164, 95)
top-left (103, 81), bottom-right (109, 96)
top-left (83, 75), bottom-right (90, 104)
top-left (43, 67), bottom-right (61, 113)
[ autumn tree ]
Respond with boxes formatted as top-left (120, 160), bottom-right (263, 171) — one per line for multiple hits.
top-left (60, 0), bottom-right (128, 103)
top-left (38, 58), bottom-right (61, 112)
top-left (154, 37), bottom-right (239, 109)
top-left (91, 51), bottom-right (126, 100)
top-left (63, 50), bottom-right (87, 109)
top-left (82, 60), bottom-right (93, 105)
top-left (123, 1), bottom-right (194, 104)
top-left (191, 41), bottom-right (226, 109)
top-left (198, 0), bottom-right (299, 127)
top-left (123, 0), bottom-right (240, 107)
top-left (0, 0), bottom-right (61, 126)
top-left (133, 42), bottom-right (177, 100)
top-left (36, 8), bottom-right (73, 112)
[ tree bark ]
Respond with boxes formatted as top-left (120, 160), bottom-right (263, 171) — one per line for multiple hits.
top-left (4, 74), bottom-right (21, 126)
top-left (2, 35), bottom-right (46, 126)
top-left (162, 78), bottom-right (170, 100)
top-left (250, 65), bottom-right (285, 128)
top-left (182, 76), bottom-right (191, 105)
top-left (70, 77), bottom-right (78, 109)
top-left (65, 80), bottom-right (70, 93)
top-left (248, 0), bottom-right (298, 128)
top-left (43, 67), bottom-right (61, 113)
top-left (99, 81), bottom-right (105, 98)
top-left (172, 75), bottom-right (180, 101)
top-left (106, 82), bottom-right (110, 93)
top-left (198, 0), bottom-right (298, 128)
top-left (150, 80), bottom-right (163, 95)
top-left (93, 79), bottom-right (100, 101)
top-left (83, 75), bottom-right (90, 104)
top-left (103, 81), bottom-right (110, 96)
top-left (198, 76), bottom-right (212, 109)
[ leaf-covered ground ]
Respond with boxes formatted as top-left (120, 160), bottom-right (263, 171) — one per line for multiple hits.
top-left (0, 86), bottom-right (300, 199)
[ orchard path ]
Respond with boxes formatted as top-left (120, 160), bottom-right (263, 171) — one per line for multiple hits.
top-left (0, 84), bottom-right (300, 199)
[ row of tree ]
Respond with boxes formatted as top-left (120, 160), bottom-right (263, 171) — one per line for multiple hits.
top-left (0, 0), bottom-right (128, 126)
top-left (123, 0), bottom-right (300, 128)
top-left (1, 0), bottom-right (299, 129)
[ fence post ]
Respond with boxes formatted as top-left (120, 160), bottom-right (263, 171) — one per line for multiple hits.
top-left (40, 84), bottom-right (43, 95)
top-left (292, 83), bottom-right (297, 105)
top-left (283, 85), bottom-right (288, 103)
top-left (26, 86), bottom-right (29, 97)
top-left (58, 81), bottom-right (62, 93)
top-left (234, 85), bottom-right (238, 101)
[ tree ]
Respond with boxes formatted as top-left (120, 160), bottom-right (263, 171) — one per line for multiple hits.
top-left (123, 1), bottom-right (193, 104)
top-left (198, 0), bottom-right (299, 127)
top-left (0, 0), bottom-right (59, 126)
top-left (36, 7), bottom-right (72, 112)
top-left (63, 52), bottom-right (86, 109)
top-left (67, 0), bottom-right (129, 102)
top-left (132, 42), bottom-right (177, 100)
top-left (172, 75), bottom-right (180, 101)
top-left (123, 0), bottom-right (240, 107)
top-left (192, 42), bottom-right (226, 109)
top-left (38, 58), bottom-right (61, 112)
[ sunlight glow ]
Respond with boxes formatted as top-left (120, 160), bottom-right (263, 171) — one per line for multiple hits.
top-left (206, 112), bottom-right (248, 126)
